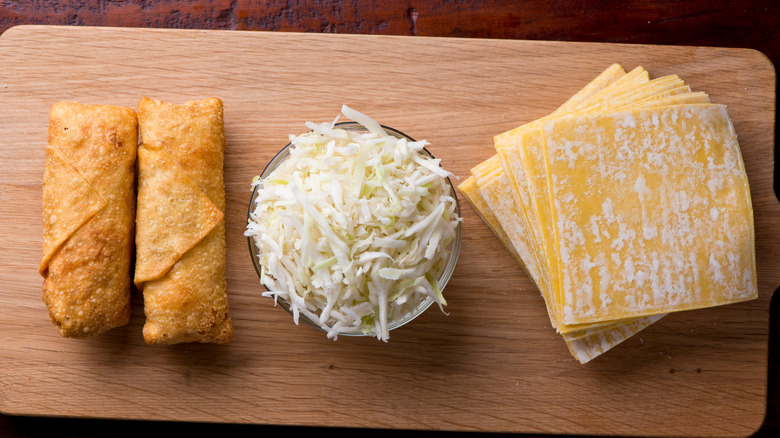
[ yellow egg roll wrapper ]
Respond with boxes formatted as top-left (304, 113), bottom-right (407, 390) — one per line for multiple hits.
top-left (135, 97), bottom-right (233, 344)
top-left (41, 101), bottom-right (137, 338)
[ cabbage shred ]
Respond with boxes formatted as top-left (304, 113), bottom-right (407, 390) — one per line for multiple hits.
top-left (245, 106), bottom-right (460, 341)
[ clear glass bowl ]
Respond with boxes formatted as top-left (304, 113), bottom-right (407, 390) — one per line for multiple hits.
top-left (247, 121), bottom-right (462, 337)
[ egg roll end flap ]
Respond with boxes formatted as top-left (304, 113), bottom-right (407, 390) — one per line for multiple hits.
top-left (133, 145), bottom-right (224, 285)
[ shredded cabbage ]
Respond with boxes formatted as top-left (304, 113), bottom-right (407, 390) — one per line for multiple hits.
top-left (245, 105), bottom-right (461, 341)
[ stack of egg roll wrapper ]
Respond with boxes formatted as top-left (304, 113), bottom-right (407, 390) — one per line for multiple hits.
top-left (135, 97), bottom-right (233, 344)
top-left (41, 102), bottom-right (137, 338)
top-left (458, 64), bottom-right (757, 363)
top-left (41, 97), bottom-right (232, 344)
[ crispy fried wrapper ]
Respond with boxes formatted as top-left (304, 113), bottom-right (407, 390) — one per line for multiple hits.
top-left (41, 101), bottom-right (137, 338)
top-left (135, 97), bottom-right (233, 344)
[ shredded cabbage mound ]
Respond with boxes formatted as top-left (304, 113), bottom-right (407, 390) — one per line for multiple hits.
top-left (245, 105), bottom-right (461, 341)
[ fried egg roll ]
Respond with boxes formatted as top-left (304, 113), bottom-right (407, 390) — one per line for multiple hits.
top-left (40, 102), bottom-right (137, 338)
top-left (135, 97), bottom-right (233, 344)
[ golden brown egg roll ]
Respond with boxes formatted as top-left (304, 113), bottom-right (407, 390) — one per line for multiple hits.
top-left (135, 97), bottom-right (233, 344)
top-left (40, 101), bottom-right (137, 338)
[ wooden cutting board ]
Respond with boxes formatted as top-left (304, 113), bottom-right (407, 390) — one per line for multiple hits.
top-left (0, 25), bottom-right (777, 437)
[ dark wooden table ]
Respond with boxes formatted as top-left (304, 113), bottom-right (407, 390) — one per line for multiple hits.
top-left (1, 1), bottom-right (777, 437)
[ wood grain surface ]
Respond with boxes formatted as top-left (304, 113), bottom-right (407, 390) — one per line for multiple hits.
top-left (0, 25), bottom-right (776, 437)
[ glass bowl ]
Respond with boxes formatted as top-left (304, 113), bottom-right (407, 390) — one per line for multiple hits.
top-left (247, 121), bottom-right (462, 338)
